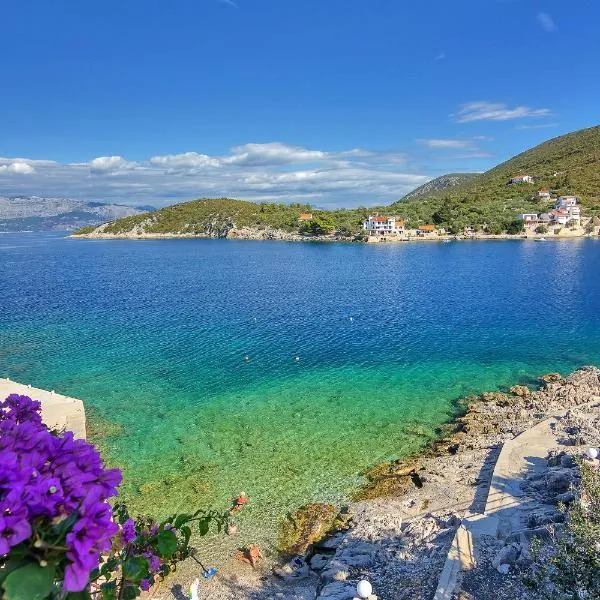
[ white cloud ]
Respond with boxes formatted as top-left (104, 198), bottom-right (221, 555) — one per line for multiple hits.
top-left (453, 101), bottom-right (553, 123)
top-left (88, 156), bottom-right (137, 175)
top-left (149, 152), bottom-right (221, 170)
top-left (537, 12), bottom-right (557, 33)
top-left (0, 161), bottom-right (36, 175)
top-left (417, 139), bottom-right (473, 149)
top-left (217, 0), bottom-right (238, 6)
top-left (223, 142), bottom-right (327, 166)
top-left (434, 52), bottom-right (445, 61)
top-left (516, 122), bottom-right (558, 130)
top-left (0, 141), bottom-right (490, 209)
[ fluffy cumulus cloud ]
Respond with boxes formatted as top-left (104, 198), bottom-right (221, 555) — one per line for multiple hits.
top-left (149, 152), bottom-right (220, 170)
top-left (0, 161), bottom-right (36, 174)
top-left (88, 156), bottom-right (137, 174)
top-left (0, 141), bottom-right (491, 208)
top-left (453, 101), bottom-right (552, 123)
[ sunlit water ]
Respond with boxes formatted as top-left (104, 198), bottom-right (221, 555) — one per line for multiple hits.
top-left (1, 233), bottom-right (600, 556)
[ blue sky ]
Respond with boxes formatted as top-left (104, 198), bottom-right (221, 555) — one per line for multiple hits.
top-left (0, 0), bottom-right (598, 208)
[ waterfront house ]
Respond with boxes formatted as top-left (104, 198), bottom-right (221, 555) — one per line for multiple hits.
top-left (538, 188), bottom-right (551, 198)
top-left (510, 175), bottom-right (534, 184)
top-left (550, 209), bottom-right (569, 226)
top-left (363, 215), bottom-right (405, 237)
top-left (518, 214), bottom-right (538, 224)
top-left (416, 224), bottom-right (436, 237)
top-left (555, 196), bottom-right (581, 225)
top-left (299, 213), bottom-right (313, 221)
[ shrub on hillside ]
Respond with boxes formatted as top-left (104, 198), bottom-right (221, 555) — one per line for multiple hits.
top-left (526, 460), bottom-right (600, 598)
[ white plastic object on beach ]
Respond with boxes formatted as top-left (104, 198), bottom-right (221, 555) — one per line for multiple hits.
top-left (189, 578), bottom-right (200, 600)
top-left (587, 447), bottom-right (599, 459)
top-left (356, 579), bottom-right (373, 598)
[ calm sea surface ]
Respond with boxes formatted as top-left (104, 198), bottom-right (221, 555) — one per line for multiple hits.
top-left (1, 233), bottom-right (600, 551)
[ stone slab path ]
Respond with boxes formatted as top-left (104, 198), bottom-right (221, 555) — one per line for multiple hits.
top-left (432, 414), bottom-right (561, 599)
top-left (0, 378), bottom-right (86, 438)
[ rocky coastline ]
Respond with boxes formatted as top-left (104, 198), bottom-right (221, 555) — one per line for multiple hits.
top-left (71, 224), bottom-right (599, 244)
top-left (168, 367), bottom-right (600, 600)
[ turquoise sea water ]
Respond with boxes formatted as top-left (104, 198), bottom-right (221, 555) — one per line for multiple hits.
top-left (1, 233), bottom-right (600, 553)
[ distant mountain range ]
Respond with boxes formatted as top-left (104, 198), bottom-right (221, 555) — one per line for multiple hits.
top-left (0, 196), bottom-right (150, 231)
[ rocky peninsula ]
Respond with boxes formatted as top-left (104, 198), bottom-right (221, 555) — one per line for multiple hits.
top-left (157, 367), bottom-right (600, 600)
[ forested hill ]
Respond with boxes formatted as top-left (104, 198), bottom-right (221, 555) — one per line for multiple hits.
top-left (75, 125), bottom-right (599, 238)
top-left (389, 125), bottom-right (600, 232)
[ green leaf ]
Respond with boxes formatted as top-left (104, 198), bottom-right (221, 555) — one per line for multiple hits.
top-left (198, 518), bottom-right (210, 536)
top-left (179, 525), bottom-right (191, 548)
top-left (100, 581), bottom-right (117, 600)
top-left (65, 592), bottom-right (92, 599)
top-left (0, 559), bottom-right (28, 584)
top-left (122, 557), bottom-right (149, 582)
top-left (2, 563), bottom-right (55, 600)
top-left (174, 514), bottom-right (191, 529)
top-left (122, 583), bottom-right (141, 600)
top-left (157, 529), bottom-right (178, 557)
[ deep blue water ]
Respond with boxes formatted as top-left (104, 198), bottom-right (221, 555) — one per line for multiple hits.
top-left (1, 233), bottom-right (599, 549)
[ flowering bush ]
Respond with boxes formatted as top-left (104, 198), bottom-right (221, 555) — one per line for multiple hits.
top-left (0, 395), bottom-right (235, 599)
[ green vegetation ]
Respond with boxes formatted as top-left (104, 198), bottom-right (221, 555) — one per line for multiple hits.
top-left (390, 125), bottom-right (600, 232)
top-left (535, 224), bottom-right (549, 234)
top-left (74, 125), bottom-right (599, 238)
top-left (527, 460), bottom-right (600, 598)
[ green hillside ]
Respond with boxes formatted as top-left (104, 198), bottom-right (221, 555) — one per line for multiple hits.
top-left (76, 125), bottom-right (599, 237)
top-left (401, 173), bottom-right (479, 201)
top-left (390, 125), bottom-right (600, 233)
top-left (78, 197), bottom-right (370, 237)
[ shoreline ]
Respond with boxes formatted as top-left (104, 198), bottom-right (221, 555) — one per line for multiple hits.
top-left (69, 231), bottom-right (600, 243)
top-left (145, 366), bottom-right (600, 599)
top-left (4, 368), bottom-right (599, 599)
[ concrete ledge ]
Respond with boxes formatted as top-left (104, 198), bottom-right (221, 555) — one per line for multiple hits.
top-left (0, 378), bottom-right (86, 439)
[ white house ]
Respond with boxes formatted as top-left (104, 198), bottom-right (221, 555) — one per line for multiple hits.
top-left (555, 196), bottom-right (581, 225)
top-left (537, 189), bottom-right (551, 199)
top-left (556, 196), bottom-right (578, 209)
top-left (519, 213), bottom-right (539, 223)
top-left (550, 209), bottom-right (569, 226)
top-left (363, 215), bottom-right (405, 237)
top-left (510, 175), bottom-right (534, 184)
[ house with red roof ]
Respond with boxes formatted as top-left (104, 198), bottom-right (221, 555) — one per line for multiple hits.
top-left (363, 215), bottom-right (405, 237)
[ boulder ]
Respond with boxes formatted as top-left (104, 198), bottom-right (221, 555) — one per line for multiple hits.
top-left (317, 581), bottom-right (356, 600)
top-left (320, 560), bottom-right (350, 583)
top-left (510, 385), bottom-right (531, 397)
top-left (545, 468), bottom-right (574, 492)
top-left (278, 504), bottom-right (349, 555)
top-left (273, 557), bottom-right (310, 582)
top-left (492, 543), bottom-right (521, 568)
top-left (555, 491), bottom-right (576, 504)
top-left (310, 553), bottom-right (331, 571)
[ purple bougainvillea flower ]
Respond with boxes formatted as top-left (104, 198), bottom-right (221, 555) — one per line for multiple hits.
top-left (144, 551), bottom-right (161, 573)
top-left (0, 394), bottom-right (123, 590)
top-left (140, 579), bottom-right (151, 592)
top-left (121, 518), bottom-right (137, 544)
top-left (64, 558), bottom-right (95, 592)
